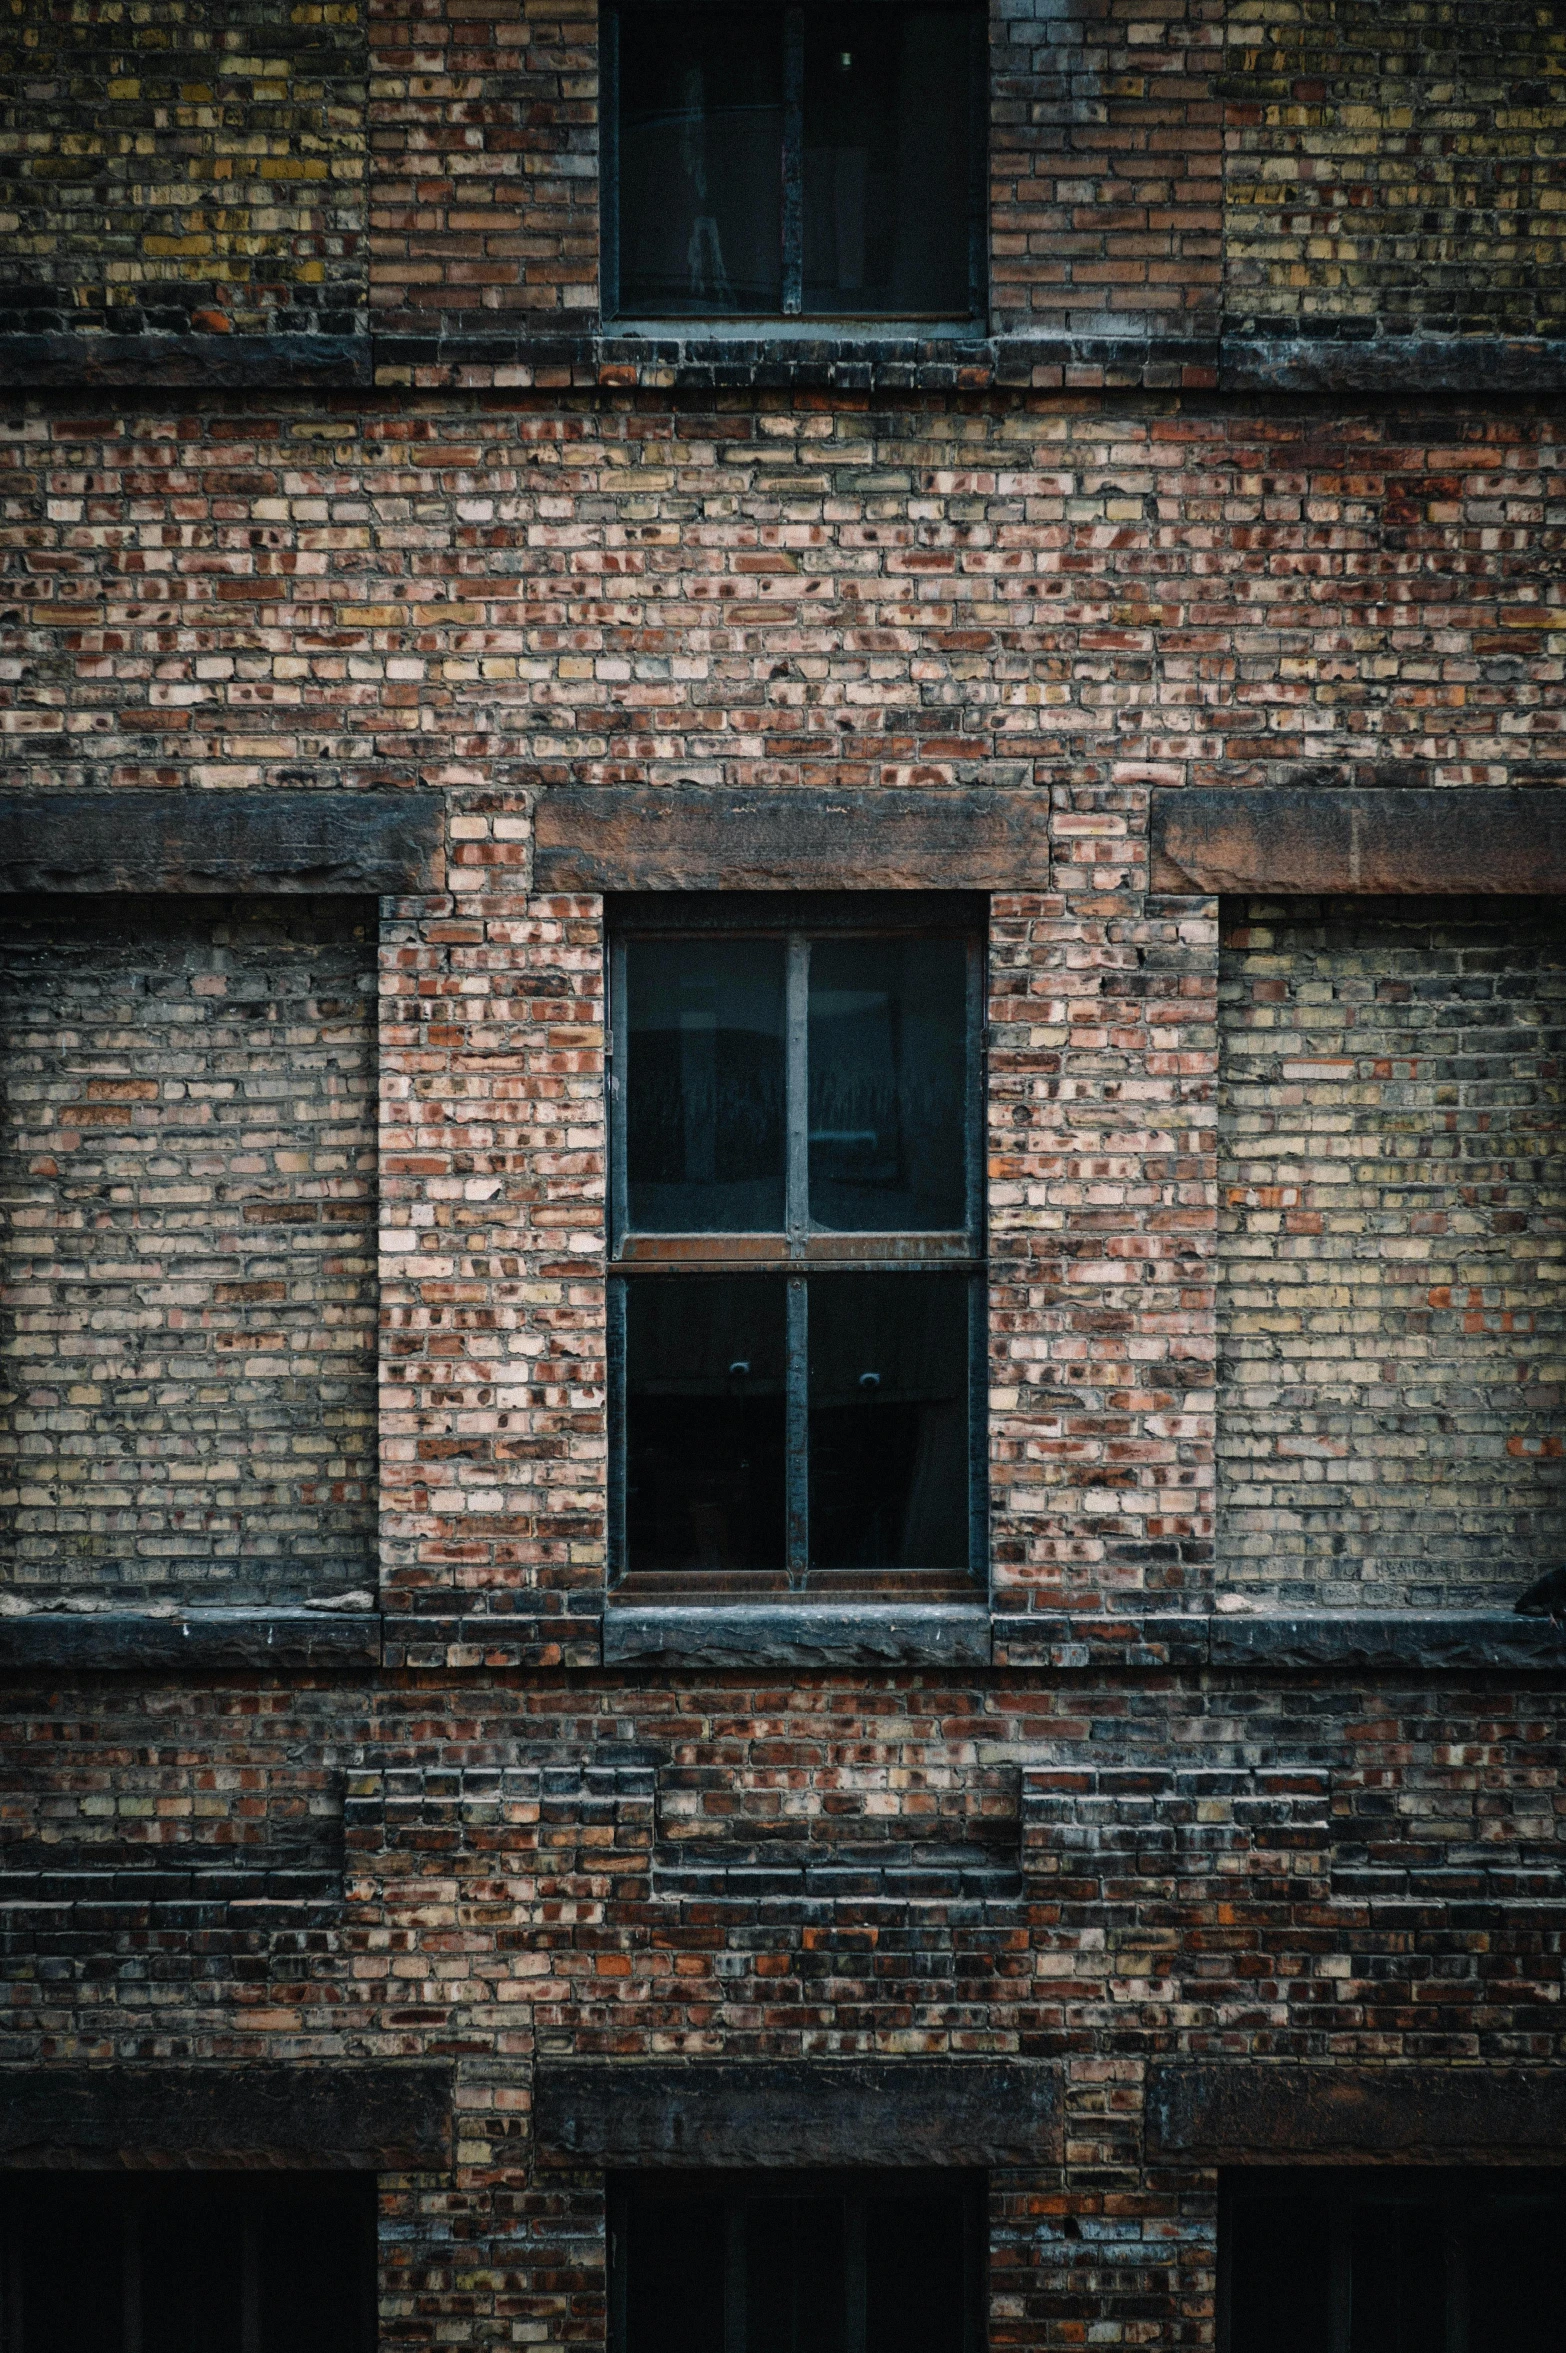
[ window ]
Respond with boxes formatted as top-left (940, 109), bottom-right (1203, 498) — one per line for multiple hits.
top-left (602, 3), bottom-right (986, 322)
top-left (608, 2171), bottom-right (985, 2353)
top-left (607, 895), bottom-right (985, 1596)
top-left (0, 2174), bottom-right (377, 2353)
top-left (1222, 2170), bottom-right (1566, 2353)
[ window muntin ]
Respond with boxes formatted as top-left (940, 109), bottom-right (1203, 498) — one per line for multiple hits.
top-left (1221, 2170), bottom-right (1566, 2353)
top-left (608, 896), bottom-right (985, 1594)
top-left (0, 2174), bottom-right (376, 2353)
top-left (605, 3), bottom-right (985, 323)
top-left (608, 2171), bottom-right (984, 2353)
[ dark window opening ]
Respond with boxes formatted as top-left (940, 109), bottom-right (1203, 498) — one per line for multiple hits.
top-left (0, 2174), bottom-right (377, 2353)
top-left (608, 2171), bottom-right (985, 2353)
top-left (1222, 2169), bottom-right (1566, 2353)
top-left (608, 896), bottom-right (986, 1597)
top-left (604, 3), bottom-right (986, 321)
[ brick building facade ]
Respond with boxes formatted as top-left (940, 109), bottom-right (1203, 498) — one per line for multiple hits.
top-left (0, 1), bottom-right (1564, 2347)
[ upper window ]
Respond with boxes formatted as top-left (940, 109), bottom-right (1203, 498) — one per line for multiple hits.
top-left (603, 3), bottom-right (986, 321)
top-left (607, 895), bottom-right (985, 1596)
top-left (0, 2173), bottom-right (376, 2353)
top-left (1222, 2170), bottom-right (1566, 2353)
top-left (608, 2170), bottom-right (985, 2353)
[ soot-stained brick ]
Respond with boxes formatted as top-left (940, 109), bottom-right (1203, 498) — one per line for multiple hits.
top-left (0, 894), bottom-right (378, 1600)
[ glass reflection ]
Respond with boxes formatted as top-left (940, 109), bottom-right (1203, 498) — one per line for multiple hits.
top-left (618, 10), bottom-right (784, 314)
top-left (626, 936), bottom-right (786, 1231)
top-left (626, 1276), bottom-right (787, 1571)
top-left (808, 1274), bottom-right (968, 1568)
top-left (803, 9), bottom-right (973, 316)
top-left (808, 936), bottom-right (967, 1231)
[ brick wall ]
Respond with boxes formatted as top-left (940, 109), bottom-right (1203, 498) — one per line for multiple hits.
top-left (1222, 0), bottom-right (1566, 343)
top-left (0, 0), bottom-right (367, 340)
top-left (1217, 896), bottom-right (1566, 1607)
top-left (0, 895), bottom-right (378, 1601)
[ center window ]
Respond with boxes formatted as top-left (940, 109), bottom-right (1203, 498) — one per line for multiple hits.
top-left (603, 2), bottom-right (986, 321)
top-left (607, 896), bottom-right (985, 1596)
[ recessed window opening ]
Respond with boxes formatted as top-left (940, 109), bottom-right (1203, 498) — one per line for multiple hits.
top-left (0, 2173), bottom-right (377, 2353)
top-left (608, 2170), bottom-right (985, 2353)
top-left (1221, 2168), bottom-right (1566, 2353)
top-left (607, 895), bottom-right (986, 1597)
top-left (602, 2), bottom-right (987, 322)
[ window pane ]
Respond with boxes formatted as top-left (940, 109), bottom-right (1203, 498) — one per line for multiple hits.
top-left (1349, 2203), bottom-right (1445, 2353)
top-left (803, 9), bottom-right (974, 316)
top-left (140, 2196), bottom-right (244, 2353)
top-left (260, 2191), bottom-right (374, 2353)
top-left (625, 936), bottom-right (787, 1232)
top-left (6, 2196), bottom-right (125, 2353)
top-left (623, 2193), bottom-right (726, 2353)
top-left (617, 9), bottom-right (784, 315)
top-left (626, 1276), bottom-right (787, 1571)
top-left (866, 2192), bottom-right (969, 2353)
top-left (1227, 2194), bottom-right (1332, 2353)
top-left (746, 2196), bottom-right (845, 2353)
top-left (808, 1274), bottom-right (969, 1569)
top-left (808, 936), bottom-right (968, 1232)
top-left (1468, 2191), bottom-right (1566, 2353)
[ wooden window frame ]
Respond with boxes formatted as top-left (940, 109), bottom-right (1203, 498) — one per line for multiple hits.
top-left (605, 892), bottom-right (989, 1599)
top-left (607, 2167), bottom-right (988, 2353)
top-left (600, 0), bottom-right (989, 327)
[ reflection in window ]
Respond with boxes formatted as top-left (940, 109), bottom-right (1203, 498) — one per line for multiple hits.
top-left (809, 1274), bottom-right (969, 1569)
top-left (625, 935), bottom-right (786, 1231)
top-left (626, 1275), bottom-right (787, 1572)
top-left (808, 935), bottom-right (967, 1231)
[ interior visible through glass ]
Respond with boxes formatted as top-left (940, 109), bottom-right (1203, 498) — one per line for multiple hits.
top-left (625, 936), bottom-right (786, 1231)
top-left (808, 1274), bottom-right (969, 1568)
top-left (625, 1275), bottom-right (788, 1571)
top-left (803, 8), bottom-right (973, 315)
top-left (617, 8), bottom-right (784, 314)
top-left (808, 934), bottom-right (967, 1230)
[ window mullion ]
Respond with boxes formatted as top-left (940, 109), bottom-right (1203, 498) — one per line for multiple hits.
top-left (787, 1274), bottom-right (809, 1581)
top-left (781, 8), bottom-right (804, 315)
top-left (786, 931), bottom-right (809, 1244)
top-left (725, 2194), bottom-right (748, 2353)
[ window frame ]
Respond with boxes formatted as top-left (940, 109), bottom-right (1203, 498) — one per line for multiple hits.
top-left (607, 2167), bottom-right (988, 2353)
top-left (600, 0), bottom-right (990, 328)
top-left (605, 892), bottom-right (989, 1597)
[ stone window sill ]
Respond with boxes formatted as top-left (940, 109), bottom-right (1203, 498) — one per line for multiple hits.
top-left (0, 1608), bottom-right (381, 1672)
top-left (603, 1602), bottom-right (993, 1668)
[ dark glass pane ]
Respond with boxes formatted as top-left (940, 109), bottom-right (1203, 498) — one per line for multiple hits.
top-left (140, 2196), bottom-right (244, 2353)
top-left (623, 2193), bottom-right (726, 2353)
top-left (627, 1276), bottom-right (787, 1571)
top-left (625, 936), bottom-right (786, 1232)
top-left (617, 10), bottom-right (784, 315)
top-left (808, 1274), bottom-right (968, 1569)
top-left (7, 2194), bottom-right (124, 2353)
top-left (1349, 2203), bottom-right (1445, 2353)
top-left (808, 936), bottom-right (968, 1232)
top-left (803, 9), bottom-right (974, 316)
top-left (1227, 2195), bottom-right (1331, 2353)
top-left (866, 2193), bottom-right (968, 2353)
top-left (259, 2192), bottom-right (373, 2353)
top-left (1468, 2190), bottom-right (1566, 2353)
top-left (745, 2196), bottom-right (845, 2353)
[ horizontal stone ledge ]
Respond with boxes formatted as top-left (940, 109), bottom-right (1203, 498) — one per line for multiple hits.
top-left (378, 1613), bottom-right (604, 1670)
top-left (1219, 334), bottom-right (1566, 396)
top-left (1151, 788), bottom-right (1566, 897)
top-left (0, 790), bottom-right (444, 895)
top-left (603, 1603), bottom-right (993, 1668)
top-left (535, 785), bottom-right (1051, 893)
top-left (0, 2063), bottom-right (451, 2169)
top-left (1204, 1609), bottom-right (1566, 1670)
top-left (0, 332), bottom-right (372, 390)
top-left (1147, 2064), bottom-right (1566, 2160)
top-left (0, 1609), bottom-right (381, 1672)
top-left (535, 2058), bottom-right (1061, 2166)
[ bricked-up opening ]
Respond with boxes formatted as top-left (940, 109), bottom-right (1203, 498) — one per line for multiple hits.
top-left (1221, 2171), bottom-right (1566, 2353)
top-left (0, 899), bottom-right (378, 1605)
top-left (1218, 900), bottom-right (1566, 1609)
top-left (608, 2172), bottom-right (984, 2353)
top-left (0, 2172), bottom-right (377, 2353)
